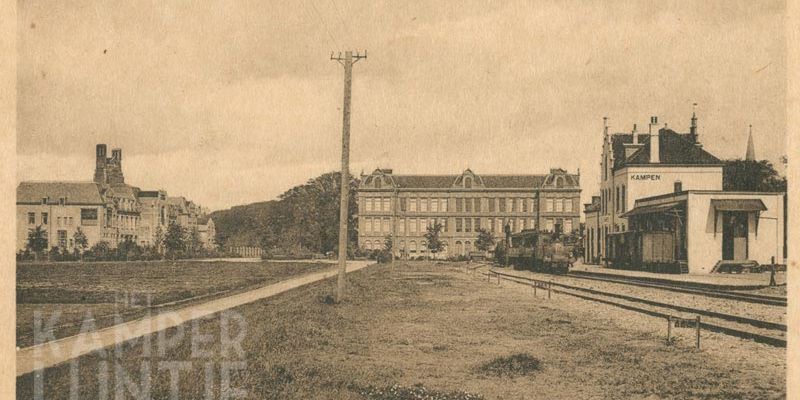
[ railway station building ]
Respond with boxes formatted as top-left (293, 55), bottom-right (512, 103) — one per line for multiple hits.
top-left (584, 113), bottom-right (786, 273)
top-left (358, 168), bottom-right (581, 258)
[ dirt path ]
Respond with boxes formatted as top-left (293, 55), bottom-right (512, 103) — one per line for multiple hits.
top-left (16, 260), bottom-right (373, 376)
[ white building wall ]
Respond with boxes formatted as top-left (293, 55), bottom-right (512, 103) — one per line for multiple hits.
top-left (17, 204), bottom-right (107, 251)
top-left (686, 192), bottom-right (784, 273)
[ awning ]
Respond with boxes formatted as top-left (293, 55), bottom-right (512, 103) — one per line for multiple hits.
top-left (711, 198), bottom-right (767, 237)
top-left (710, 199), bottom-right (767, 212)
top-left (619, 201), bottom-right (683, 218)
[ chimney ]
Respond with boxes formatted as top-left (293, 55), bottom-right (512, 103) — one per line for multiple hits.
top-left (649, 116), bottom-right (660, 163)
top-left (632, 124), bottom-right (638, 144)
top-left (689, 110), bottom-right (698, 143)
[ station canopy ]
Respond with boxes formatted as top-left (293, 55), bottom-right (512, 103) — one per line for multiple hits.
top-left (710, 199), bottom-right (767, 212)
top-left (620, 201), bottom-right (684, 218)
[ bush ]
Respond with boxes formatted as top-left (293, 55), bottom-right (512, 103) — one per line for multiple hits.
top-left (476, 353), bottom-right (542, 377)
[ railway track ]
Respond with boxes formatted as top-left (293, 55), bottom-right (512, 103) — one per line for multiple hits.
top-left (562, 271), bottom-right (787, 307)
top-left (566, 270), bottom-right (787, 307)
top-left (484, 269), bottom-right (786, 348)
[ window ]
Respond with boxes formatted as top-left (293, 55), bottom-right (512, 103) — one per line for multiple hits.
top-left (674, 181), bottom-right (681, 193)
top-left (507, 198), bottom-right (513, 213)
top-left (400, 198), bottom-right (407, 212)
top-left (464, 177), bottom-right (472, 188)
top-left (621, 185), bottom-right (626, 212)
top-left (496, 218), bottom-right (503, 233)
top-left (431, 198), bottom-right (439, 212)
top-left (382, 218), bottom-right (390, 233)
top-left (57, 216), bottom-right (62, 226)
top-left (499, 197), bottom-right (506, 212)
top-left (518, 218), bottom-right (524, 232)
top-left (546, 219), bottom-right (554, 232)
top-left (365, 198), bottom-right (372, 212)
top-left (522, 199), bottom-right (528, 213)
top-left (383, 198), bottom-right (391, 212)
top-left (41, 212), bottom-right (48, 225)
top-left (399, 219), bottom-right (405, 234)
top-left (465, 197), bottom-right (472, 212)
top-left (410, 219), bottom-right (417, 233)
top-left (58, 230), bottom-right (67, 248)
top-left (28, 212), bottom-right (35, 224)
top-left (488, 198), bottom-right (496, 212)
top-left (465, 218), bottom-right (472, 233)
top-left (530, 218), bottom-right (536, 231)
top-left (615, 187), bottom-right (620, 212)
top-left (465, 241), bottom-right (472, 253)
top-left (420, 198), bottom-right (427, 212)
top-left (510, 198), bottom-right (517, 213)
top-left (409, 198), bottom-right (417, 212)
top-left (488, 218), bottom-right (495, 232)
top-left (81, 208), bottom-right (98, 226)
top-left (564, 198), bottom-right (573, 213)
top-left (546, 198), bottom-right (554, 212)
top-left (555, 198), bottom-right (563, 212)
top-left (410, 241), bottom-right (417, 253)
top-left (441, 198), bottom-right (448, 212)
top-left (456, 198), bottom-right (463, 212)
top-left (68, 217), bottom-right (73, 226)
top-left (564, 219), bottom-right (573, 233)
top-left (474, 218), bottom-right (481, 231)
top-left (364, 218), bottom-right (371, 233)
top-left (474, 198), bottom-right (482, 212)
top-left (456, 218), bottom-right (463, 232)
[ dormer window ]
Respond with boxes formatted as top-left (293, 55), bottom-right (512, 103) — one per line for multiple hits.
top-left (375, 178), bottom-right (382, 189)
top-left (464, 177), bottom-right (472, 188)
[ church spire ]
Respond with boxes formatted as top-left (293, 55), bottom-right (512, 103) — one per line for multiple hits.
top-left (745, 125), bottom-right (756, 161)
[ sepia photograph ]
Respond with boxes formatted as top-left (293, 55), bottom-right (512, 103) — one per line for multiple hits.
top-left (6, 0), bottom-right (796, 398)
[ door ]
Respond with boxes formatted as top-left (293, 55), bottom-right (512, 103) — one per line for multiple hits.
top-left (722, 212), bottom-right (748, 260)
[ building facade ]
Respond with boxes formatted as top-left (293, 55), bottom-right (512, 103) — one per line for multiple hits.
top-left (586, 113), bottom-right (787, 273)
top-left (17, 144), bottom-right (209, 252)
top-left (589, 114), bottom-right (724, 264)
top-left (358, 168), bottom-right (581, 258)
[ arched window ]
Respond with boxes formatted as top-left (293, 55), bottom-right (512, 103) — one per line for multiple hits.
top-left (465, 241), bottom-right (472, 253)
top-left (456, 241), bottom-right (463, 255)
top-left (375, 178), bottom-right (382, 189)
top-left (364, 240), bottom-right (372, 250)
top-left (464, 176), bottom-right (472, 188)
top-left (410, 241), bottom-right (417, 253)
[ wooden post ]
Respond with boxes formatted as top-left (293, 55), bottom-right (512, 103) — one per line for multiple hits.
top-left (696, 316), bottom-right (701, 349)
top-left (667, 316), bottom-right (672, 343)
top-left (548, 282), bottom-right (551, 299)
top-left (533, 283), bottom-right (537, 298)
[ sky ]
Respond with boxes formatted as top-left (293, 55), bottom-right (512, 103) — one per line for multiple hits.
top-left (17, 0), bottom-right (787, 211)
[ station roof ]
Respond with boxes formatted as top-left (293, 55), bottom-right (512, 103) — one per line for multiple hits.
top-left (612, 129), bottom-right (722, 170)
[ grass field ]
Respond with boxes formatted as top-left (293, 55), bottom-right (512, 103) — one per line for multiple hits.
top-left (16, 260), bottom-right (330, 347)
top-left (17, 262), bottom-right (785, 399)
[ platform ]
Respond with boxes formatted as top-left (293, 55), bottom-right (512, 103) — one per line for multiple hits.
top-left (571, 262), bottom-right (786, 290)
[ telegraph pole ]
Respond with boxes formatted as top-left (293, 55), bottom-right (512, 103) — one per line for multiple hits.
top-left (331, 50), bottom-right (366, 303)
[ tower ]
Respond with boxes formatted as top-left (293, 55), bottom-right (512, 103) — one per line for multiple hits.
top-left (745, 125), bottom-right (756, 161)
top-left (94, 144), bottom-right (107, 184)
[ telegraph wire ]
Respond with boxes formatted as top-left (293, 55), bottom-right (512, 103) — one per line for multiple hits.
top-left (307, 0), bottom-right (344, 50)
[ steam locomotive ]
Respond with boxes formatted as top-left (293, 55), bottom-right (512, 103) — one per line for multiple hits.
top-left (504, 229), bottom-right (577, 274)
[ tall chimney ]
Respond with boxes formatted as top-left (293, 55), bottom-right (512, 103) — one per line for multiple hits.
top-left (632, 124), bottom-right (638, 144)
top-left (649, 116), bottom-right (660, 163)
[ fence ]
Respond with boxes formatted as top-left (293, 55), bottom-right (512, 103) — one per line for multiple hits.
top-left (228, 246), bottom-right (263, 258)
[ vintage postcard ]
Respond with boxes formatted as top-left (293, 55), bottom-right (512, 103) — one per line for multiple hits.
top-left (4, 0), bottom-right (797, 399)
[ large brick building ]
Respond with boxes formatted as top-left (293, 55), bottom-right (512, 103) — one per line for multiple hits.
top-left (358, 168), bottom-right (581, 258)
top-left (17, 144), bottom-right (213, 252)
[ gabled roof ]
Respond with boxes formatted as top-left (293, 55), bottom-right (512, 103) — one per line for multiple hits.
top-left (17, 181), bottom-right (105, 205)
top-left (612, 129), bottom-right (722, 170)
top-left (108, 183), bottom-right (139, 200)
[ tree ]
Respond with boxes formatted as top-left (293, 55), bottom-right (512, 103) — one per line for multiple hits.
top-left (153, 225), bottom-right (165, 255)
top-left (383, 234), bottom-right (393, 252)
top-left (73, 227), bottom-right (89, 260)
top-left (164, 221), bottom-right (186, 259)
top-left (186, 226), bottom-right (202, 257)
top-left (723, 159), bottom-right (787, 192)
top-left (474, 228), bottom-right (495, 253)
top-left (423, 222), bottom-right (446, 259)
top-left (26, 225), bottom-right (48, 260)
